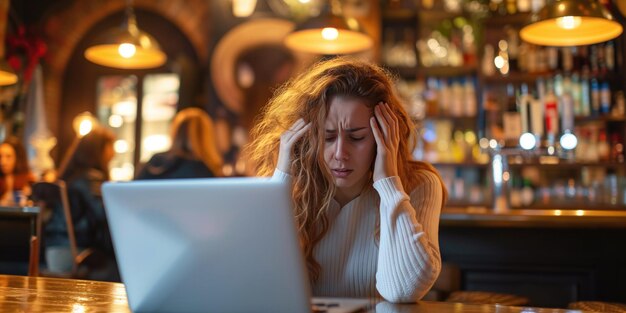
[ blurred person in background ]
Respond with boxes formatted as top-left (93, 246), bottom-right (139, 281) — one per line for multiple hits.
top-left (43, 126), bottom-right (119, 281)
top-left (0, 136), bottom-right (35, 206)
top-left (136, 107), bottom-right (223, 179)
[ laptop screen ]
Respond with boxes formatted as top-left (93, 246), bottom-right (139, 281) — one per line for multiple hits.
top-left (102, 177), bottom-right (312, 313)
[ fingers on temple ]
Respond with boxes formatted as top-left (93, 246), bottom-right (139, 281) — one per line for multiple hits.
top-left (370, 117), bottom-right (383, 147)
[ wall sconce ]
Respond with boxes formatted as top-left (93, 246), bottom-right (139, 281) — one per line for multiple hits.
top-left (0, 0), bottom-right (17, 86)
top-left (84, 0), bottom-right (166, 69)
top-left (72, 112), bottom-right (98, 137)
top-left (520, 0), bottom-right (622, 46)
top-left (284, 12), bottom-right (373, 55)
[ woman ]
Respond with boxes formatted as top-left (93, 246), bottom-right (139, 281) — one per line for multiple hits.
top-left (0, 137), bottom-right (35, 206)
top-left (136, 107), bottom-right (223, 179)
top-left (246, 57), bottom-right (446, 302)
top-left (45, 126), bottom-right (118, 281)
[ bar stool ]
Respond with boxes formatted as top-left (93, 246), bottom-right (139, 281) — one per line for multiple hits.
top-left (446, 291), bottom-right (529, 306)
top-left (568, 301), bottom-right (626, 313)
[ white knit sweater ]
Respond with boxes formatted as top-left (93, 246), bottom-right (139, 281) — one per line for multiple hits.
top-left (272, 169), bottom-right (443, 302)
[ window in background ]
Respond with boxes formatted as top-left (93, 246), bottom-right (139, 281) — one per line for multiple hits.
top-left (95, 73), bottom-right (180, 181)
top-left (140, 74), bottom-right (179, 163)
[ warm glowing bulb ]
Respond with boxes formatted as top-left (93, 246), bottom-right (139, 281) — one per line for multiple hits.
top-left (321, 27), bottom-right (339, 40)
top-left (118, 43), bottom-right (136, 58)
top-left (494, 56), bottom-right (505, 69)
top-left (299, 0), bottom-right (310, 3)
top-left (114, 140), bottom-right (129, 153)
top-left (79, 120), bottom-right (93, 137)
top-left (556, 16), bottom-right (582, 30)
top-left (519, 133), bottom-right (537, 150)
top-left (108, 114), bottom-right (123, 128)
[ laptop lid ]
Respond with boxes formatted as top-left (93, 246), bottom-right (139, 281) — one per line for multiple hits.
top-left (102, 177), bottom-right (311, 313)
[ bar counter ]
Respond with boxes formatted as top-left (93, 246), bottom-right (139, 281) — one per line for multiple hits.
top-left (0, 274), bottom-right (590, 313)
top-left (439, 207), bottom-right (626, 307)
top-left (441, 207), bottom-right (626, 228)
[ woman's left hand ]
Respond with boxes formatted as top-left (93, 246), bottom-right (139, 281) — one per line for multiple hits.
top-left (370, 102), bottom-right (400, 182)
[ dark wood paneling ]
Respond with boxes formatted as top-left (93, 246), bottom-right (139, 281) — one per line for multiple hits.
top-left (440, 226), bottom-right (626, 308)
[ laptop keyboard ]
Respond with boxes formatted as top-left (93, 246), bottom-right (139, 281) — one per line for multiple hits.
top-left (312, 301), bottom-right (339, 312)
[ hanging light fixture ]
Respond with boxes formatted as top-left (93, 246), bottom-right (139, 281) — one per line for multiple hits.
top-left (84, 0), bottom-right (166, 69)
top-left (283, 2), bottom-right (373, 55)
top-left (0, 0), bottom-right (17, 86)
top-left (520, 0), bottom-right (622, 46)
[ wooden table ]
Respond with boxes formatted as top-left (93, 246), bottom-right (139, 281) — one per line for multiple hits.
top-left (0, 274), bottom-right (590, 312)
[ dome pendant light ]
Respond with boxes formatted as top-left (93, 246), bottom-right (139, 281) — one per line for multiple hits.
top-left (520, 0), bottom-right (622, 46)
top-left (284, 3), bottom-right (373, 55)
top-left (84, 0), bottom-right (166, 69)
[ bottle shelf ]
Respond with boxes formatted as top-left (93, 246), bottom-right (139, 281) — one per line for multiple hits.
top-left (508, 162), bottom-right (626, 169)
top-left (433, 162), bottom-right (489, 168)
top-left (419, 65), bottom-right (477, 77)
top-left (483, 12), bottom-right (531, 27)
top-left (422, 114), bottom-right (478, 121)
top-left (382, 9), bottom-right (417, 20)
top-left (385, 66), bottom-right (417, 79)
top-left (574, 115), bottom-right (626, 123)
top-left (417, 10), bottom-right (471, 23)
top-left (480, 71), bottom-right (620, 85)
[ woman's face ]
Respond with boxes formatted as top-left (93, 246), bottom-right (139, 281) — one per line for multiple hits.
top-left (0, 144), bottom-right (16, 175)
top-left (323, 96), bottom-right (376, 200)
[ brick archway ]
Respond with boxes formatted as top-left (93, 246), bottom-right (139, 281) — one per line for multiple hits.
top-left (41, 0), bottom-right (210, 150)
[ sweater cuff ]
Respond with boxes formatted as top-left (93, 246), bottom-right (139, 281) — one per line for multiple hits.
top-left (272, 168), bottom-right (293, 182)
top-left (373, 176), bottom-right (409, 208)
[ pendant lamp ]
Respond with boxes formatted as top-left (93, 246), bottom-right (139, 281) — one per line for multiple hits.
top-left (284, 5), bottom-right (373, 55)
top-left (84, 0), bottom-right (166, 69)
top-left (520, 0), bottom-right (622, 46)
top-left (0, 0), bottom-right (17, 86)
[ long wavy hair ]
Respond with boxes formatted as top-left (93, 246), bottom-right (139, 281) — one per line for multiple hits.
top-left (60, 126), bottom-right (115, 182)
top-left (168, 107), bottom-right (223, 176)
top-left (245, 57), bottom-right (446, 281)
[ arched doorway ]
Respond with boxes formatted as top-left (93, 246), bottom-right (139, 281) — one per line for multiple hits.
top-left (60, 9), bottom-right (199, 180)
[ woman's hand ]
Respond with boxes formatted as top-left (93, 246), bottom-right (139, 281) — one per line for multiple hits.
top-left (277, 118), bottom-right (311, 174)
top-left (370, 102), bottom-right (400, 182)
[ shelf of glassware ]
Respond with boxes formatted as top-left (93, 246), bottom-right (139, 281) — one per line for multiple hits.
top-left (506, 153), bottom-right (626, 211)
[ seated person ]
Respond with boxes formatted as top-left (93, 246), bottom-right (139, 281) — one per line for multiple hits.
top-left (43, 126), bottom-right (119, 281)
top-left (0, 136), bottom-right (35, 206)
top-left (136, 107), bottom-right (223, 179)
top-left (245, 57), bottom-right (447, 302)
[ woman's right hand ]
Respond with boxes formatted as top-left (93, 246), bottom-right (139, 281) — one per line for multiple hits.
top-left (277, 118), bottom-right (311, 174)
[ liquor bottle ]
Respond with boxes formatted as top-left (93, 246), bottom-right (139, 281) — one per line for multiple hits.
top-left (600, 81), bottom-right (611, 115)
top-left (464, 77), bottom-right (477, 117)
top-left (606, 41), bottom-right (615, 71)
top-left (506, 0), bottom-right (517, 14)
top-left (561, 91), bottom-right (574, 132)
top-left (571, 73), bottom-right (582, 116)
top-left (518, 83), bottom-right (532, 133)
top-left (598, 130), bottom-right (610, 161)
top-left (544, 88), bottom-right (559, 140)
top-left (610, 133), bottom-right (625, 163)
top-left (590, 78), bottom-right (600, 115)
top-left (580, 69), bottom-right (591, 116)
top-left (503, 84), bottom-right (522, 146)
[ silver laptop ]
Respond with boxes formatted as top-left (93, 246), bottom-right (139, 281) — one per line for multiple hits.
top-left (102, 177), bottom-right (372, 313)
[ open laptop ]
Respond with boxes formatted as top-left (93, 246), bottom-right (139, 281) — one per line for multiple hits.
top-left (102, 177), bottom-right (373, 313)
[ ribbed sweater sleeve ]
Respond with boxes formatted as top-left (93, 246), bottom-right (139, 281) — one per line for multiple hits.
top-left (373, 171), bottom-right (443, 303)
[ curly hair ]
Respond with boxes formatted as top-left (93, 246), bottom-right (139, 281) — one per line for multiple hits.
top-left (245, 57), bottom-right (446, 282)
